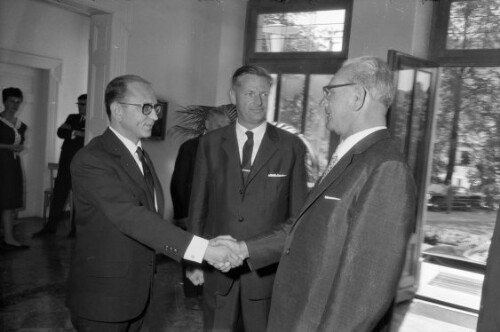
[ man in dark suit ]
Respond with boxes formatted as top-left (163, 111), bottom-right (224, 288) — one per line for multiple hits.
top-left (216, 57), bottom-right (416, 331)
top-left (170, 108), bottom-right (230, 309)
top-left (187, 65), bottom-right (308, 332)
top-left (33, 94), bottom-right (87, 237)
top-left (66, 75), bottom-right (243, 332)
top-left (477, 209), bottom-right (500, 332)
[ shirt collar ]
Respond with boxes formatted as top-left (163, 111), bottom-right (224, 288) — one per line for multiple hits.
top-left (109, 126), bottom-right (142, 156)
top-left (336, 126), bottom-right (386, 159)
top-left (235, 120), bottom-right (267, 137)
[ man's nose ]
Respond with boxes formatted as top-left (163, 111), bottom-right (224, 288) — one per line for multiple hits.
top-left (148, 110), bottom-right (158, 121)
top-left (255, 94), bottom-right (264, 106)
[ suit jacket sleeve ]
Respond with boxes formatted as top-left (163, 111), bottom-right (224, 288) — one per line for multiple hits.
top-left (245, 138), bottom-right (308, 270)
top-left (170, 139), bottom-right (197, 220)
top-left (477, 209), bottom-right (500, 332)
top-left (318, 160), bottom-right (416, 332)
top-left (186, 137), bottom-right (209, 236)
top-left (71, 149), bottom-right (194, 261)
top-left (57, 115), bottom-right (77, 140)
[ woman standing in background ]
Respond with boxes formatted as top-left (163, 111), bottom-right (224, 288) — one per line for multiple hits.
top-left (0, 87), bottom-right (29, 249)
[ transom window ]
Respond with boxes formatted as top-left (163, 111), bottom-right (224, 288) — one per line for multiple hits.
top-left (245, 0), bottom-right (353, 183)
top-left (255, 10), bottom-right (346, 53)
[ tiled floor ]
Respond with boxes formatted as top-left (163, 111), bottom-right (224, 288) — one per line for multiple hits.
top-left (0, 218), bottom-right (478, 332)
top-left (1, 217), bottom-right (202, 332)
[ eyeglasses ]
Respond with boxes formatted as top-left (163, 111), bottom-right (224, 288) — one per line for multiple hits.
top-left (322, 83), bottom-right (356, 99)
top-left (118, 102), bottom-right (162, 116)
top-left (76, 102), bottom-right (87, 106)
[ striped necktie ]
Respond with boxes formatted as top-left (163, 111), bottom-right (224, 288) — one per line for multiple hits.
top-left (319, 152), bottom-right (339, 183)
top-left (136, 147), bottom-right (155, 200)
top-left (241, 131), bottom-right (254, 184)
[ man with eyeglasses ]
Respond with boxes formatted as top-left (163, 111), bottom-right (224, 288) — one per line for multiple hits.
top-left (185, 65), bottom-right (308, 332)
top-left (66, 75), bottom-right (244, 332)
top-left (215, 57), bottom-right (417, 331)
top-left (33, 94), bottom-right (87, 238)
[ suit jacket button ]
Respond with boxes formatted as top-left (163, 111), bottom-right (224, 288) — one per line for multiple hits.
top-left (239, 189), bottom-right (244, 194)
top-left (285, 249), bottom-right (290, 255)
top-left (238, 217), bottom-right (244, 222)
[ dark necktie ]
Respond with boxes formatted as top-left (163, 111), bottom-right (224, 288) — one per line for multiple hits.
top-left (241, 131), bottom-right (254, 184)
top-left (136, 147), bottom-right (155, 200)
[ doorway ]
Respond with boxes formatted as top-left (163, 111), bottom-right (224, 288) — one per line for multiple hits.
top-left (0, 63), bottom-right (47, 217)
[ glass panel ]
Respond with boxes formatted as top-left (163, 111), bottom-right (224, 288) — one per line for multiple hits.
top-left (423, 67), bottom-right (500, 268)
top-left (446, 0), bottom-right (500, 50)
top-left (392, 69), bottom-right (416, 153)
top-left (266, 74), bottom-right (279, 123)
top-left (407, 70), bottom-right (432, 176)
top-left (277, 74), bottom-right (305, 130)
top-left (304, 74), bottom-right (333, 181)
top-left (255, 10), bottom-right (345, 52)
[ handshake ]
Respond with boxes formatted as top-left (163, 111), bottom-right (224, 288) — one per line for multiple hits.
top-left (189, 236), bottom-right (248, 286)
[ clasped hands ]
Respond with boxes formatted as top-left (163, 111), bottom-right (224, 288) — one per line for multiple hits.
top-left (204, 235), bottom-right (248, 272)
top-left (189, 236), bottom-right (248, 285)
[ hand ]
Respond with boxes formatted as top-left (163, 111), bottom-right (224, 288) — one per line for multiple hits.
top-left (74, 130), bottom-right (85, 137)
top-left (211, 236), bottom-right (249, 261)
top-left (204, 239), bottom-right (243, 272)
top-left (186, 267), bottom-right (204, 286)
top-left (10, 144), bottom-right (24, 152)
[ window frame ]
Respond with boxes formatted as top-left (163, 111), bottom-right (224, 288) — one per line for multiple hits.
top-left (430, 0), bottom-right (500, 66)
top-left (244, 0), bottom-right (353, 68)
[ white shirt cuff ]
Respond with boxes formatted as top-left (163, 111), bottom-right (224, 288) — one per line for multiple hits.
top-left (183, 235), bottom-right (209, 263)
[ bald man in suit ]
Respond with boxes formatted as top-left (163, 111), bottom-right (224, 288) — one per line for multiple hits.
top-left (215, 57), bottom-right (416, 332)
top-left (66, 75), bottom-right (242, 332)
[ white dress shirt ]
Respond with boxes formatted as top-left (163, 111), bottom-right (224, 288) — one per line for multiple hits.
top-left (334, 126), bottom-right (387, 161)
top-left (235, 120), bottom-right (267, 164)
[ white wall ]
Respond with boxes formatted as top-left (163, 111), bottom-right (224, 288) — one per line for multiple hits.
top-left (0, 0), bottom-right (89, 162)
top-left (0, 0), bottom-right (434, 220)
top-left (127, 0), bottom-right (247, 219)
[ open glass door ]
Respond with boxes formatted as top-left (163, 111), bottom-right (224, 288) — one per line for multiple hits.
top-left (387, 50), bottom-right (439, 302)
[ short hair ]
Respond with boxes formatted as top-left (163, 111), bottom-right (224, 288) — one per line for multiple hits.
top-left (78, 94), bottom-right (87, 101)
top-left (231, 65), bottom-right (273, 87)
top-left (2, 87), bottom-right (23, 103)
top-left (339, 56), bottom-right (395, 108)
top-left (104, 75), bottom-right (151, 118)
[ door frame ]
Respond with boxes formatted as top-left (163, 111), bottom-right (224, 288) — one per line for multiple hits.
top-left (40, 0), bottom-right (131, 142)
top-left (0, 48), bottom-right (62, 209)
top-left (388, 49), bottom-right (439, 302)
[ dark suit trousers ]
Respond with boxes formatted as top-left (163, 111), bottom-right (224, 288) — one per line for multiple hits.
top-left (203, 278), bottom-right (270, 332)
top-left (70, 313), bottom-right (145, 332)
top-left (45, 165), bottom-right (72, 232)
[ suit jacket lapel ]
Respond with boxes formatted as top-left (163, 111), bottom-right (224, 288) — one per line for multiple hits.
top-left (221, 124), bottom-right (244, 186)
top-left (246, 124), bottom-right (279, 186)
top-left (102, 129), bottom-right (156, 210)
top-left (142, 148), bottom-right (165, 215)
top-left (289, 129), bottom-right (391, 233)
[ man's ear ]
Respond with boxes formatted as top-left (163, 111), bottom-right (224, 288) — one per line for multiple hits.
top-left (110, 102), bottom-right (123, 121)
top-left (352, 85), bottom-right (366, 112)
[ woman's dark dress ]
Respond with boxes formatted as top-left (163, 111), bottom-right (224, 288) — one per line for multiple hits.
top-left (0, 116), bottom-right (27, 210)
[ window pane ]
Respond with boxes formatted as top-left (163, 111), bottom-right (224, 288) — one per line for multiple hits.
top-left (304, 74), bottom-right (333, 180)
top-left (255, 10), bottom-right (346, 52)
top-left (446, 0), bottom-right (500, 50)
top-left (424, 66), bottom-right (500, 270)
top-left (277, 74), bottom-right (305, 130)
